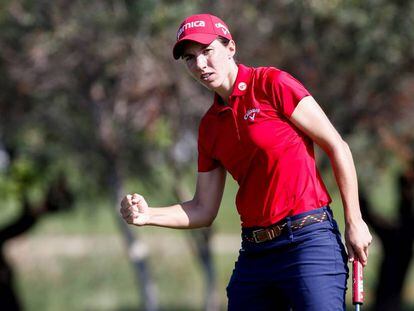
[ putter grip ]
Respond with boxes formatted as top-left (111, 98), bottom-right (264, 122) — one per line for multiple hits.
top-left (352, 259), bottom-right (364, 305)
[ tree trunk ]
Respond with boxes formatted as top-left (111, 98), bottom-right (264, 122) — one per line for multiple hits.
top-left (106, 153), bottom-right (159, 311)
top-left (187, 227), bottom-right (220, 311)
top-left (172, 170), bottom-right (220, 311)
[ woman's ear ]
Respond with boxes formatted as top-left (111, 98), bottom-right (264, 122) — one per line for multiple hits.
top-left (228, 40), bottom-right (236, 58)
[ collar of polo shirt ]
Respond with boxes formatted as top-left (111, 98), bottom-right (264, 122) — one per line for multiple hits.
top-left (212, 64), bottom-right (254, 111)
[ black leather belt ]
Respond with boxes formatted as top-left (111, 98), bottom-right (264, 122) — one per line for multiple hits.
top-left (243, 211), bottom-right (328, 243)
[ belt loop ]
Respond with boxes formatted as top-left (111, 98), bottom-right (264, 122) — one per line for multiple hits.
top-left (286, 217), bottom-right (293, 239)
top-left (324, 206), bottom-right (335, 230)
top-left (325, 206), bottom-right (333, 222)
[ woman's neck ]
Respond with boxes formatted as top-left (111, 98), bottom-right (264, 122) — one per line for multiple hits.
top-left (215, 62), bottom-right (239, 103)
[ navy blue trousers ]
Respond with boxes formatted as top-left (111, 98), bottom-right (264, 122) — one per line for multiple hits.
top-left (226, 207), bottom-right (349, 311)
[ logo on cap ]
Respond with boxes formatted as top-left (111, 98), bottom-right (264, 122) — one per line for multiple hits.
top-left (215, 23), bottom-right (230, 35)
top-left (177, 21), bottom-right (206, 40)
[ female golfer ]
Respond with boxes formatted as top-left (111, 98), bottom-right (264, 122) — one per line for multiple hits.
top-left (120, 14), bottom-right (372, 310)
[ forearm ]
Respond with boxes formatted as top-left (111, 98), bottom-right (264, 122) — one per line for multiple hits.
top-left (121, 168), bottom-right (225, 229)
top-left (328, 140), bottom-right (362, 224)
top-left (146, 200), bottom-right (214, 229)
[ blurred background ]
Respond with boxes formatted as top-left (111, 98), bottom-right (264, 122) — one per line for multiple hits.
top-left (0, 0), bottom-right (413, 310)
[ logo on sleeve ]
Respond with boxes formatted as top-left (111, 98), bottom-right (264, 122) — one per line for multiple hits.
top-left (244, 108), bottom-right (260, 121)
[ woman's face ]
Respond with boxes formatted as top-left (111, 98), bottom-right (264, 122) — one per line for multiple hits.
top-left (182, 39), bottom-right (236, 91)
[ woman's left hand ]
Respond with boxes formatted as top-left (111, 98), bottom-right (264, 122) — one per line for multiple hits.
top-left (344, 218), bottom-right (372, 266)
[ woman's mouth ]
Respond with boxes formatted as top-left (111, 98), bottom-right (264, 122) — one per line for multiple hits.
top-left (200, 73), bottom-right (213, 81)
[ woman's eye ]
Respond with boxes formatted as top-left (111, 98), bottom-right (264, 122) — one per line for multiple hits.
top-left (203, 48), bottom-right (213, 55)
top-left (184, 55), bottom-right (194, 62)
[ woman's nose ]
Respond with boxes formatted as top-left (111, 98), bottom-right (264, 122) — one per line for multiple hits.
top-left (195, 55), bottom-right (207, 70)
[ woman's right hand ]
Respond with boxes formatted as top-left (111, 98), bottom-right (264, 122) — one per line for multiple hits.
top-left (120, 193), bottom-right (150, 226)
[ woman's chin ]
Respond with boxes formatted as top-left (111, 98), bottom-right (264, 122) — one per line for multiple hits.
top-left (201, 79), bottom-right (221, 91)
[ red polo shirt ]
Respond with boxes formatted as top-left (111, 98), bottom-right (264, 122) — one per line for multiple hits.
top-left (198, 64), bottom-right (331, 227)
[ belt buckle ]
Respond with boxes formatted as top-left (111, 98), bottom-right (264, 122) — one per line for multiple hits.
top-left (252, 226), bottom-right (282, 243)
top-left (252, 229), bottom-right (267, 243)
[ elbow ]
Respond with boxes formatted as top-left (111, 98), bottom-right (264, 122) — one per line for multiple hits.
top-left (325, 137), bottom-right (350, 157)
top-left (201, 211), bottom-right (217, 227)
top-left (201, 220), bottom-right (213, 228)
top-left (200, 206), bottom-right (218, 228)
top-left (190, 199), bottom-right (218, 228)
top-left (192, 216), bottom-right (214, 228)
top-left (190, 198), bottom-right (220, 228)
top-left (343, 140), bottom-right (352, 152)
top-left (339, 139), bottom-right (352, 155)
top-left (204, 215), bottom-right (216, 227)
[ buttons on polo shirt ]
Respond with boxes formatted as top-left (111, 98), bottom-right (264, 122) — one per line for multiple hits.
top-left (238, 82), bottom-right (247, 91)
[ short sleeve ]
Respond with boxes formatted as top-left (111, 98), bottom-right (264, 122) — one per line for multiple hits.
top-left (197, 119), bottom-right (220, 172)
top-left (268, 70), bottom-right (311, 117)
top-left (198, 140), bottom-right (219, 172)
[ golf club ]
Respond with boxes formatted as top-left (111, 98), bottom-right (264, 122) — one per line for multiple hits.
top-left (352, 258), bottom-right (364, 311)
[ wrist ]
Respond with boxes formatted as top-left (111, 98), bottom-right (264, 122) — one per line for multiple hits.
top-left (143, 208), bottom-right (161, 226)
top-left (344, 207), bottom-right (362, 227)
top-left (345, 214), bottom-right (363, 227)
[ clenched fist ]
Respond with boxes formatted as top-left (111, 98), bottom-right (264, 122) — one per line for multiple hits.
top-left (120, 193), bottom-right (150, 226)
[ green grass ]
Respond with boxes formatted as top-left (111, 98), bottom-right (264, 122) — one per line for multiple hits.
top-left (16, 244), bottom-right (140, 310)
top-left (12, 231), bottom-right (238, 311)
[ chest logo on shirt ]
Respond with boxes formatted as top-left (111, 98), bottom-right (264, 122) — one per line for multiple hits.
top-left (244, 108), bottom-right (260, 121)
top-left (238, 82), bottom-right (247, 91)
